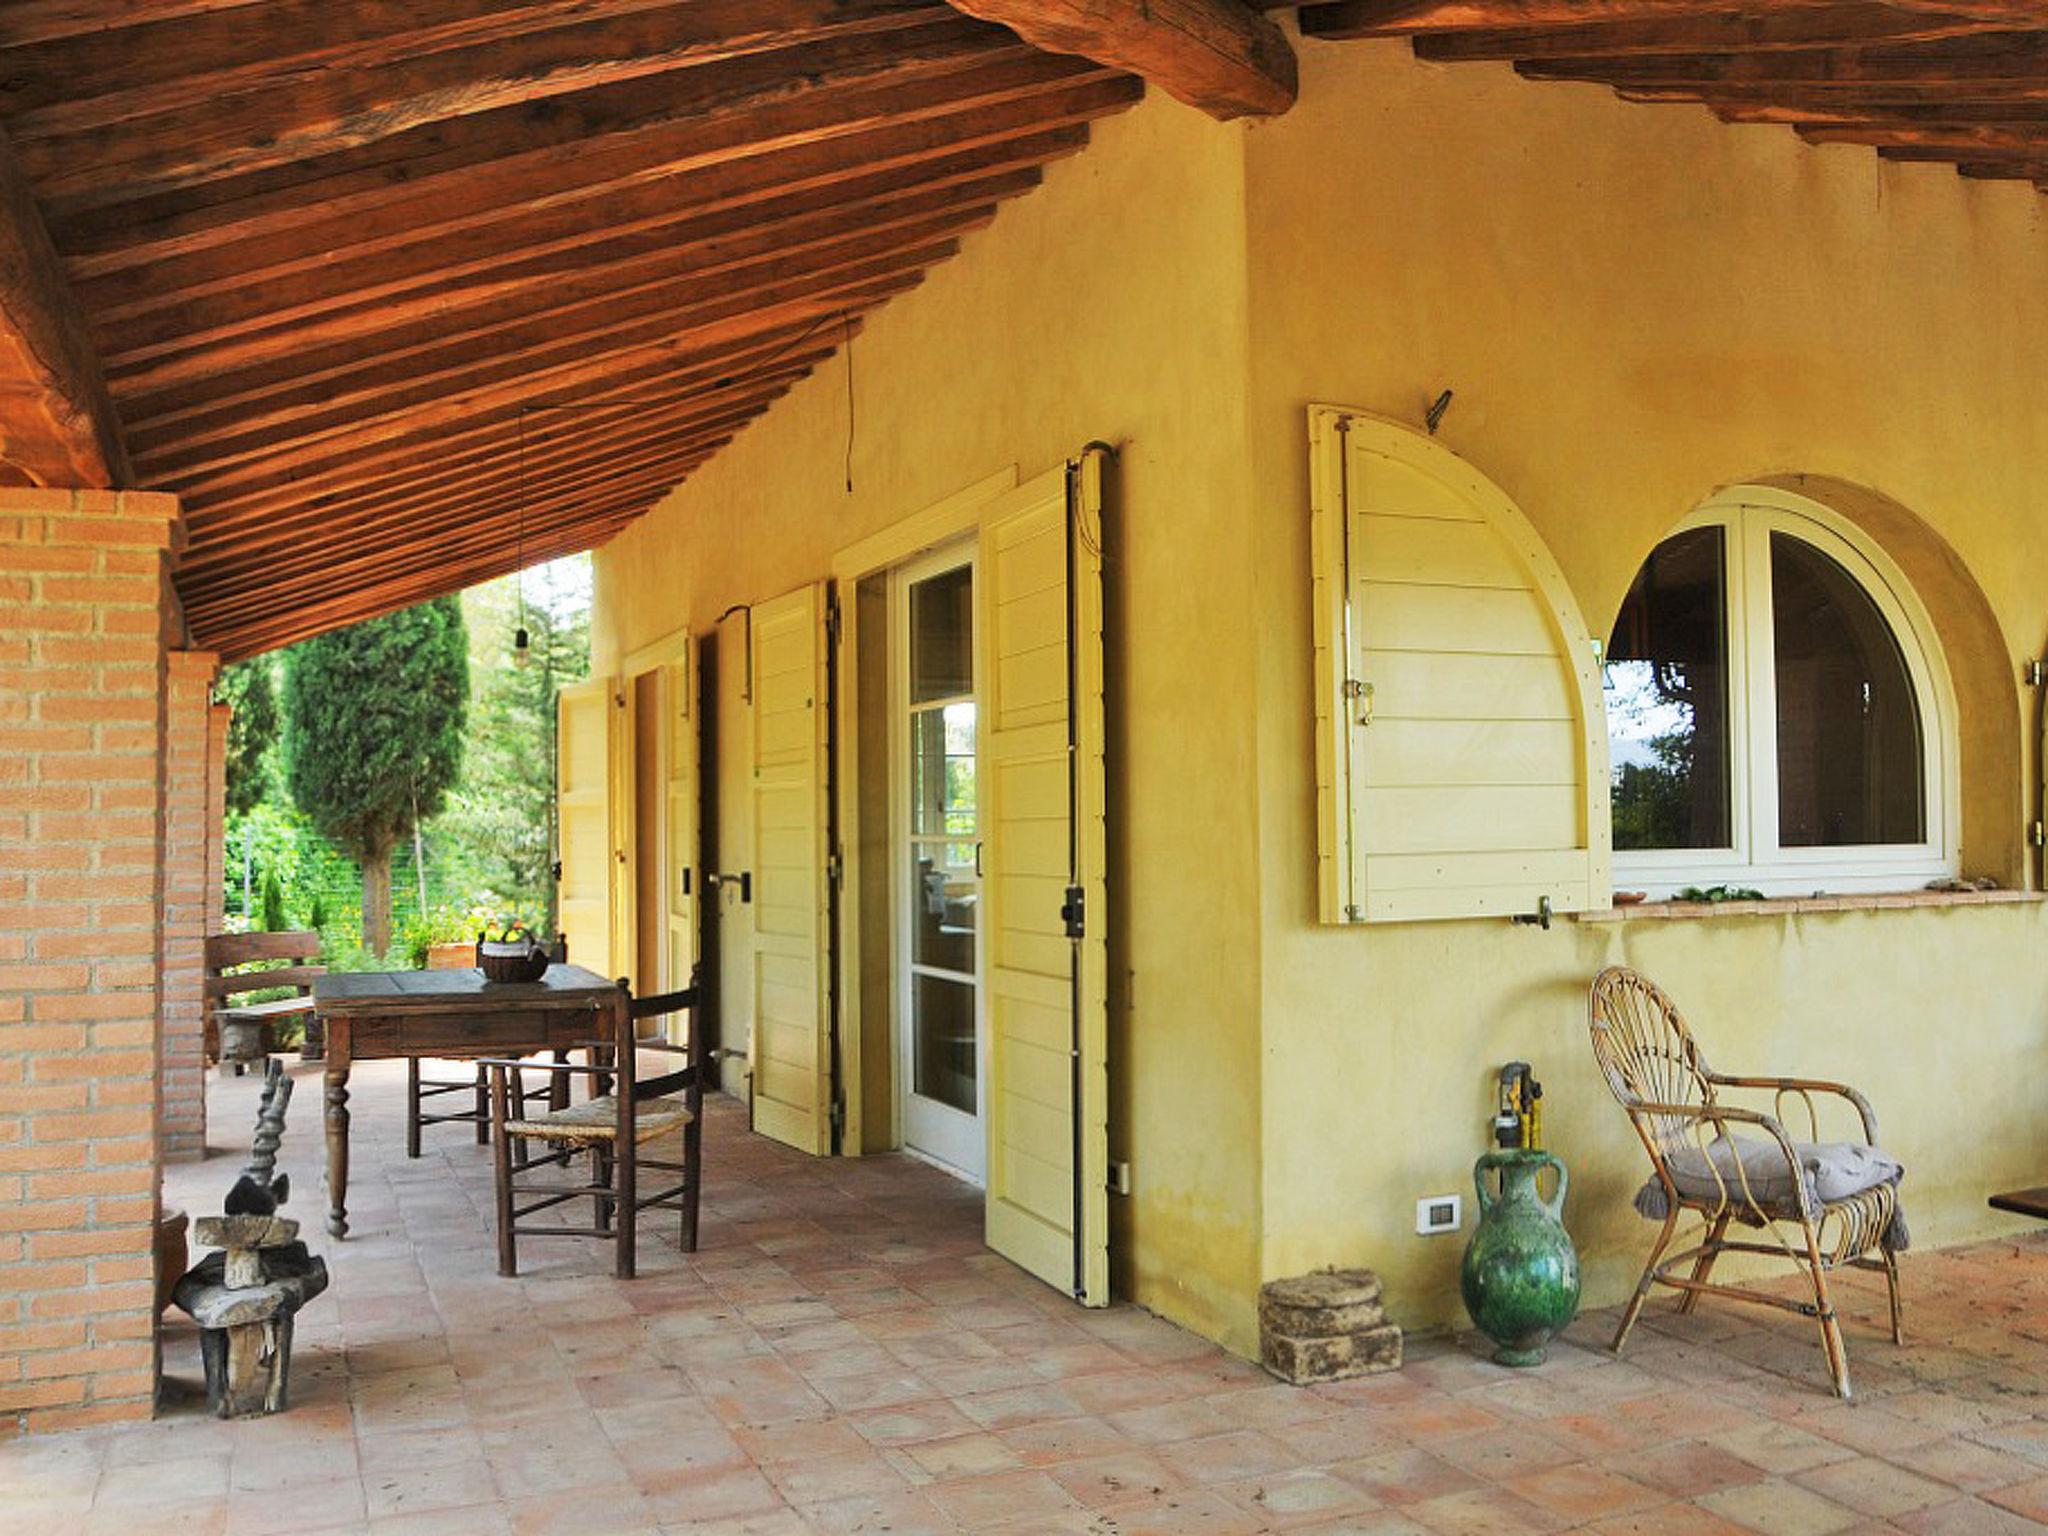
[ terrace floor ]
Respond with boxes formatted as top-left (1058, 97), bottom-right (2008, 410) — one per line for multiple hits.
top-left (8, 1061), bottom-right (2048, 1535)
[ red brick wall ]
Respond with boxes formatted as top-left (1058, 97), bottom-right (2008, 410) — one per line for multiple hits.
top-left (0, 487), bottom-right (181, 1435)
top-left (160, 652), bottom-right (219, 1162)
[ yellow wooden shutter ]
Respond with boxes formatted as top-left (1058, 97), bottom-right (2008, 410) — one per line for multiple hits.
top-left (663, 646), bottom-right (699, 1011)
top-left (555, 676), bottom-right (617, 976)
top-left (1310, 408), bottom-right (1609, 924)
top-left (748, 583), bottom-right (834, 1155)
top-left (979, 458), bottom-right (1109, 1305)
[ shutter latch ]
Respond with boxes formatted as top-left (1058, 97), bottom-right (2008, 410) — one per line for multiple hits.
top-left (1061, 886), bottom-right (1085, 940)
top-left (1343, 678), bottom-right (1374, 726)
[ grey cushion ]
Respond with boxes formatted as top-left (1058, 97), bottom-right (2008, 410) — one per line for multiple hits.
top-left (1635, 1134), bottom-right (1903, 1226)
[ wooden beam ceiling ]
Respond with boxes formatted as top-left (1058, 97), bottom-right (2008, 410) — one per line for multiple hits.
top-left (944, 0), bottom-right (1297, 117)
top-left (0, 126), bottom-right (128, 487)
top-left (0, 0), bottom-right (1144, 652)
top-left (1297, 2), bottom-right (2048, 198)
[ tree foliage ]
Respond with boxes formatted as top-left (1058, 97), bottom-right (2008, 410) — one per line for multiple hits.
top-left (441, 569), bottom-right (590, 935)
top-left (280, 597), bottom-right (470, 950)
top-left (213, 658), bottom-right (279, 817)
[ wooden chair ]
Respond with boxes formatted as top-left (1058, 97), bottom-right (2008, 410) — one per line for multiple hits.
top-left (1589, 966), bottom-right (1905, 1398)
top-left (483, 977), bottom-right (703, 1279)
top-left (404, 934), bottom-right (563, 1158)
top-left (204, 932), bottom-right (325, 1075)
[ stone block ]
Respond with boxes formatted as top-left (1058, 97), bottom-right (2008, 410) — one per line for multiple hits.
top-left (1261, 1322), bottom-right (1404, 1386)
top-left (1259, 1267), bottom-right (1385, 1338)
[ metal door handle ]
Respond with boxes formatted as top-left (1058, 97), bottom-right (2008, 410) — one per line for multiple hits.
top-left (706, 871), bottom-right (751, 903)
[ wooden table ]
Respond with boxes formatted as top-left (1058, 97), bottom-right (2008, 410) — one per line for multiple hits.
top-left (312, 966), bottom-right (625, 1238)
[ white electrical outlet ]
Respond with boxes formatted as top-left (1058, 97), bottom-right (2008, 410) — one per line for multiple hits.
top-left (1416, 1194), bottom-right (1462, 1235)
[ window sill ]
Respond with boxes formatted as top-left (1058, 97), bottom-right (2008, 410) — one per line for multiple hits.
top-left (1575, 889), bottom-right (2043, 924)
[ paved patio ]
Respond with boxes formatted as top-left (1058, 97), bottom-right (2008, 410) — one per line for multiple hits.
top-left (7, 1060), bottom-right (2048, 1535)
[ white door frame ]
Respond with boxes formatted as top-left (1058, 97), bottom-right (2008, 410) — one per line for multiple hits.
top-left (890, 539), bottom-right (986, 1182)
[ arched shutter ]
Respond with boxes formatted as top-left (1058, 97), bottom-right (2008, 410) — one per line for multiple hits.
top-left (1311, 408), bottom-right (1609, 924)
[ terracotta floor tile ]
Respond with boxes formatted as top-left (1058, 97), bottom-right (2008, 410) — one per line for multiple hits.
top-left (1403, 1483), bottom-right (1566, 1536)
top-left (20, 1070), bottom-right (2048, 1536)
top-left (1328, 1448), bottom-right (1481, 1508)
top-left (1794, 1453), bottom-right (1958, 1518)
top-left (1513, 1461), bottom-right (1664, 1523)
top-left (1697, 1479), bottom-right (1865, 1535)
top-left (901, 1431), bottom-right (1025, 1482)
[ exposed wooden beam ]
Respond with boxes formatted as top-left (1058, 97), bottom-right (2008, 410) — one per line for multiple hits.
top-left (126, 233), bottom-right (964, 470)
top-left (184, 415), bottom-right (772, 602)
top-left (110, 174), bottom-right (1025, 397)
top-left (945, 0), bottom-right (1292, 117)
top-left (96, 124), bottom-right (1087, 372)
top-left (0, 125), bottom-right (127, 487)
top-left (49, 18), bottom-right (1023, 261)
top-left (1518, 36), bottom-right (2048, 96)
top-left (1300, 0), bottom-right (2047, 37)
top-left (77, 67), bottom-right (1129, 342)
top-left (16, 0), bottom-right (949, 207)
top-left (1409, 8), bottom-right (2007, 63)
top-left (140, 271), bottom-right (922, 484)
top-left (183, 361), bottom-right (831, 556)
top-left (180, 323), bottom-right (854, 514)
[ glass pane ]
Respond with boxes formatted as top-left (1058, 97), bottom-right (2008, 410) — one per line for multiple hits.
top-left (909, 563), bottom-right (973, 703)
top-left (1605, 527), bottom-right (1733, 851)
top-left (910, 702), bottom-right (977, 838)
top-left (913, 974), bottom-right (976, 1113)
top-left (1771, 533), bottom-right (1924, 847)
top-left (911, 844), bottom-right (976, 972)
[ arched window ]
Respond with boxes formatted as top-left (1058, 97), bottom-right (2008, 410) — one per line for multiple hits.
top-left (1605, 488), bottom-right (1955, 896)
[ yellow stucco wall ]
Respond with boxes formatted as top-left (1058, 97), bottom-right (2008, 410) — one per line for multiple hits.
top-left (592, 27), bottom-right (2048, 1353)
top-left (592, 97), bottom-right (1270, 1351)
top-left (1246, 36), bottom-right (2048, 1330)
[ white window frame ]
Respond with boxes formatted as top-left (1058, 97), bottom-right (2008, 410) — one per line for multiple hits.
top-left (1610, 486), bottom-right (1958, 899)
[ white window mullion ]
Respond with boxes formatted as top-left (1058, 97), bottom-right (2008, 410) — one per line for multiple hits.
top-left (1738, 506), bottom-right (1781, 874)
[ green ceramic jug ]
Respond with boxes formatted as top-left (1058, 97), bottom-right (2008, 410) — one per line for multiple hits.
top-left (1460, 1148), bottom-right (1580, 1366)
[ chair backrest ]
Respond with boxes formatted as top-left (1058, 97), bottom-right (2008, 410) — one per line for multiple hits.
top-left (623, 973), bottom-right (703, 1106)
top-left (1588, 966), bottom-right (1716, 1154)
top-left (203, 931), bottom-right (324, 1001)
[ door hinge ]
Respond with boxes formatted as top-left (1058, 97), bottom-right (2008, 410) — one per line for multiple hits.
top-left (2028, 660), bottom-right (2047, 687)
top-left (1343, 677), bottom-right (1374, 726)
top-left (827, 849), bottom-right (843, 889)
top-left (825, 591), bottom-right (843, 647)
top-left (1061, 885), bottom-right (1085, 940)
top-left (550, 860), bottom-right (563, 882)
top-left (2032, 821), bottom-right (2044, 849)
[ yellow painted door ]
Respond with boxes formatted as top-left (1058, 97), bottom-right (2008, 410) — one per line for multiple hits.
top-left (978, 460), bottom-right (1108, 1305)
top-left (662, 648), bottom-right (699, 1019)
top-left (714, 609), bottom-right (756, 1090)
top-left (555, 676), bottom-right (617, 979)
top-left (748, 583), bottom-right (835, 1155)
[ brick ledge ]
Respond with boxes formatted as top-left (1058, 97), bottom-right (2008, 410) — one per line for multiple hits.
top-left (1575, 888), bottom-right (2044, 923)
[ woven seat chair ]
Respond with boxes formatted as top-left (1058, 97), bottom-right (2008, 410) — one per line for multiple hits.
top-left (482, 975), bottom-right (703, 1280)
top-left (1588, 966), bottom-right (1904, 1399)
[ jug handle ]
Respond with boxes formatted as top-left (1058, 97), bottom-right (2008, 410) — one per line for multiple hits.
top-left (1532, 1150), bottom-right (1568, 1221)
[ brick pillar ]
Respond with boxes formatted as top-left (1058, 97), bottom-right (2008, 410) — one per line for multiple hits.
top-left (0, 487), bottom-right (182, 1435)
top-left (160, 652), bottom-right (219, 1161)
top-left (206, 703), bottom-right (228, 942)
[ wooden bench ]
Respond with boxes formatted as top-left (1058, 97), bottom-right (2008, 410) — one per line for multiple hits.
top-left (205, 932), bottom-right (326, 1074)
top-left (1990, 1188), bottom-right (2048, 1221)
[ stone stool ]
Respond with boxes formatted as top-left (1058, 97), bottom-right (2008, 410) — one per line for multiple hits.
top-left (1259, 1268), bottom-right (1403, 1385)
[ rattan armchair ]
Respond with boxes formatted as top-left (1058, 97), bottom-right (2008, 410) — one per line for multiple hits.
top-left (1588, 966), bottom-right (1904, 1399)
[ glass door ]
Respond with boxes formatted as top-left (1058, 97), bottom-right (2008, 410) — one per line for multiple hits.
top-left (896, 550), bottom-right (983, 1180)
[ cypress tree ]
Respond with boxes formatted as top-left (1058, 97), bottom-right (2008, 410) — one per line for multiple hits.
top-left (280, 598), bottom-right (469, 954)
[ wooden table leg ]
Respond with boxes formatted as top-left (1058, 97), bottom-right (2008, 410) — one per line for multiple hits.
top-left (324, 1021), bottom-right (352, 1239)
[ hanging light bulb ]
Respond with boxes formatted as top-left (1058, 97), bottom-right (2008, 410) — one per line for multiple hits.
top-left (514, 622), bottom-right (532, 668)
